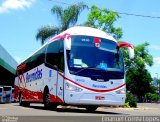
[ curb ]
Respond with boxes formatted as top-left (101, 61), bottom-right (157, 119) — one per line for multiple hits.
top-left (57, 105), bottom-right (159, 110)
top-left (98, 106), bottom-right (159, 111)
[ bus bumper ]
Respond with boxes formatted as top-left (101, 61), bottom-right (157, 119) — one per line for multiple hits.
top-left (64, 92), bottom-right (126, 106)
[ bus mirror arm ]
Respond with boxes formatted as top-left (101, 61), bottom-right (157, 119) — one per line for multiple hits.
top-left (118, 42), bottom-right (134, 59)
top-left (64, 33), bottom-right (71, 50)
top-left (44, 63), bottom-right (58, 70)
top-left (53, 65), bottom-right (58, 70)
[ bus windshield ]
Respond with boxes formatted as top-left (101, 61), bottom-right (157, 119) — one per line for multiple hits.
top-left (67, 35), bottom-right (124, 79)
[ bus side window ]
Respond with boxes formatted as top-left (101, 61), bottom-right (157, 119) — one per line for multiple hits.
top-left (58, 41), bottom-right (64, 72)
top-left (46, 40), bottom-right (64, 72)
top-left (46, 41), bottom-right (60, 70)
top-left (23, 46), bottom-right (46, 72)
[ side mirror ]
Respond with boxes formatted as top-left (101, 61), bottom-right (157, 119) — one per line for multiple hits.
top-left (128, 46), bottom-right (134, 59)
top-left (53, 65), bottom-right (58, 70)
top-left (65, 38), bottom-right (71, 50)
top-left (64, 33), bottom-right (71, 50)
top-left (118, 42), bottom-right (134, 59)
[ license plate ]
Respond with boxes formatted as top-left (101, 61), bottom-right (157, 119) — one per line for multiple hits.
top-left (95, 96), bottom-right (105, 100)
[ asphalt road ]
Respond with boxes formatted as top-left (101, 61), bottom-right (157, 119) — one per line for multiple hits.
top-left (0, 103), bottom-right (160, 122)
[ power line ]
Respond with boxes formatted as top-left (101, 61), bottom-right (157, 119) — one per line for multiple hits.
top-left (49, 0), bottom-right (160, 19)
top-left (117, 12), bottom-right (160, 19)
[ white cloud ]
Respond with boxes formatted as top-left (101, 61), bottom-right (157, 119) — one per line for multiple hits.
top-left (154, 57), bottom-right (160, 65)
top-left (0, 0), bottom-right (35, 13)
top-left (149, 45), bottom-right (160, 50)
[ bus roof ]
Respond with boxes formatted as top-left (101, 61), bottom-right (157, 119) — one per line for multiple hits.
top-left (20, 26), bottom-right (116, 65)
top-left (49, 26), bottom-right (116, 44)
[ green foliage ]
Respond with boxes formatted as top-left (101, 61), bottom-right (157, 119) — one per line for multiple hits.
top-left (126, 93), bottom-right (137, 108)
top-left (36, 2), bottom-right (88, 45)
top-left (84, 5), bottom-right (154, 103)
top-left (124, 42), bottom-right (153, 71)
top-left (123, 42), bottom-right (154, 102)
top-left (146, 93), bottom-right (160, 102)
top-left (149, 84), bottom-right (158, 93)
top-left (124, 102), bottom-right (130, 108)
top-left (158, 79), bottom-right (160, 85)
top-left (84, 6), bottom-right (154, 101)
top-left (126, 68), bottom-right (153, 102)
top-left (36, 25), bottom-right (59, 45)
top-left (84, 5), bottom-right (123, 40)
top-left (52, 2), bottom-right (88, 31)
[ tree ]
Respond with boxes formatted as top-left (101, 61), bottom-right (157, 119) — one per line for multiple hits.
top-left (84, 5), bottom-right (154, 102)
top-left (126, 67), bottom-right (153, 102)
top-left (123, 42), bottom-right (153, 71)
top-left (84, 5), bottom-right (123, 40)
top-left (126, 92), bottom-right (137, 107)
top-left (154, 78), bottom-right (160, 96)
top-left (36, 2), bottom-right (88, 45)
top-left (125, 43), bottom-right (154, 102)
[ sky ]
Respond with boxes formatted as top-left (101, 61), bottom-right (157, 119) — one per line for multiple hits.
top-left (0, 0), bottom-right (160, 78)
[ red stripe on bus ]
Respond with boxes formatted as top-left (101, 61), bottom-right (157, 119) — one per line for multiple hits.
top-left (14, 85), bottom-right (63, 103)
top-left (59, 73), bottom-right (125, 93)
top-left (50, 33), bottom-right (71, 42)
top-left (118, 42), bottom-right (134, 49)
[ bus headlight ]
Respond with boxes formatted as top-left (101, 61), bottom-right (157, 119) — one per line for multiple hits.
top-left (65, 83), bottom-right (82, 92)
top-left (116, 88), bottom-right (126, 94)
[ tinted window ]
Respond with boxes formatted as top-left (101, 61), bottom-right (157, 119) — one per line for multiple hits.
top-left (67, 35), bottom-right (124, 79)
top-left (46, 41), bottom-right (60, 67)
top-left (69, 36), bottom-right (123, 70)
top-left (4, 87), bottom-right (11, 91)
top-left (46, 40), bottom-right (64, 72)
top-left (20, 46), bottom-right (47, 73)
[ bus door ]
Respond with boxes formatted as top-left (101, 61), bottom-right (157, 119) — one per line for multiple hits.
top-left (56, 73), bottom-right (64, 103)
top-left (56, 41), bottom-right (64, 103)
top-left (46, 40), bottom-right (64, 103)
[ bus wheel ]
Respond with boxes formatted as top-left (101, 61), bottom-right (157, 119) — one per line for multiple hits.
top-left (51, 102), bottom-right (57, 110)
top-left (44, 91), bottom-right (51, 109)
top-left (44, 91), bottom-right (57, 110)
top-left (19, 92), bottom-right (24, 106)
top-left (24, 101), bottom-right (30, 107)
top-left (19, 93), bottom-right (30, 107)
top-left (85, 106), bottom-right (98, 112)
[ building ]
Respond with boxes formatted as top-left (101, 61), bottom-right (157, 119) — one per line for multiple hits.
top-left (0, 44), bottom-right (18, 87)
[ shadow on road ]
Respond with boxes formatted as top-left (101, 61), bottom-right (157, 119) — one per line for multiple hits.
top-left (14, 104), bottom-right (128, 115)
top-left (56, 107), bottom-right (124, 115)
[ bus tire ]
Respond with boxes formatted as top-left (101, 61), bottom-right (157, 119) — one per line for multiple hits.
top-left (44, 90), bottom-right (51, 109)
top-left (19, 92), bottom-right (30, 107)
top-left (19, 92), bottom-right (24, 106)
top-left (43, 90), bottom-right (57, 110)
top-left (85, 106), bottom-right (98, 112)
top-left (50, 102), bottom-right (57, 110)
top-left (23, 102), bottom-right (30, 107)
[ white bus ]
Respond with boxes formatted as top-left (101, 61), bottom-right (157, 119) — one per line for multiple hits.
top-left (0, 86), bottom-right (12, 103)
top-left (14, 26), bottom-right (134, 111)
top-left (0, 86), bottom-right (3, 102)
